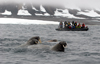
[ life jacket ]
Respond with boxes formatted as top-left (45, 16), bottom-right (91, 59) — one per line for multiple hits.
top-left (69, 26), bottom-right (71, 29)
top-left (74, 22), bottom-right (77, 26)
top-left (77, 23), bottom-right (81, 28)
top-left (60, 22), bottom-right (63, 25)
top-left (82, 23), bottom-right (85, 28)
top-left (68, 22), bottom-right (71, 26)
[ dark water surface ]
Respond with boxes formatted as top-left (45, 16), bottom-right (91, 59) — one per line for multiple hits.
top-left (0, 24), bottom-right (100, 64)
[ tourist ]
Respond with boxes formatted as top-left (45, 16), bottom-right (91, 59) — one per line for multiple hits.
top-left (64, 21), bottom-right (68, 28)
top-left (82, 23), bottom-right (85, 28)
top-left (77, 23), bottom-right (81, 28)
top-left (59, 21), bottom-right (63, 28)
top-left (74, 22), bottom-right (77, 28)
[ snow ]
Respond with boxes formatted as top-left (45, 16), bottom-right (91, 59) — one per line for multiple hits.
top-left (40, 5), bottom-right (46, 12)
top-left (18, 10), bottom-right (31, 16)
top-left (1, 6), bottom-right (100, 19)
top-left (1, 10), bottom-right (12, 15)
top-left (54, 9), bottom-right (85, 19)
top-left (77, 10), bottom-right (100, 17)
top-left (0, 18), bottom-right (59, 25)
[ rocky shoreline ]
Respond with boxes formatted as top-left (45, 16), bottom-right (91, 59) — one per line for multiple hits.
top-left (0, 15), bottom-right (100, 25)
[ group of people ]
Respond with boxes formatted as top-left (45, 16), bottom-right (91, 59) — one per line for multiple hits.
top-left (59, 21), bottom-right (87, 29)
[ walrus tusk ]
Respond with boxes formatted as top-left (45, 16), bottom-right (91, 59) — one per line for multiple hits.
top-left (63, 45), bottom-right (67, 48)
top-left (39, 39), bottom-right (42, 43)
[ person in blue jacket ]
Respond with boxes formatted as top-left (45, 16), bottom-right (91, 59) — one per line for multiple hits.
top-left (59, 21), bottom-right (63, 28)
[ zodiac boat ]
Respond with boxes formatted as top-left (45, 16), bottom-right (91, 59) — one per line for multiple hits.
top-left (56, 27), bottom-right (89, 31)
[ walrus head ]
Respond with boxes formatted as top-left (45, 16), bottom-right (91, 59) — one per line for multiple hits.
top-left (51, 41), bottom-right (67, 52)
top-left (27, 39), bottom-right (38, 45)
top-left (27, 36), bottom-right (42, 45)
top-left (59, 41), bottom-right (67, 48)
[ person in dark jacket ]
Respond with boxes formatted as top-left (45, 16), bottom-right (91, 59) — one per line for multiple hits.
top-left (72, 21), bottom-right (75, 25)
top-left (68, 22), bottom-right (71, 26)
top-left (74, 22), bottom-right (77, 28)
top-left (64, 21), bottom-right (68, 28)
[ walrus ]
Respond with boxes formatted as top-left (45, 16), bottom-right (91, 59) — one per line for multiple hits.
top-left (51, 41), bottom-right (67, 52)
top-left (19, 36), bottom-right (42, 47)
top-left (27, 36), bottom-right (42, 45)
top-left (47, 39), bottom-right (57, 42)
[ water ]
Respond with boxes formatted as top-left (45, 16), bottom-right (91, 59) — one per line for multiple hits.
top-left (0, 24), bottom-right (100, 64)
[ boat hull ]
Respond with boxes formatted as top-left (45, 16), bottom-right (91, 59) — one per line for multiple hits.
top-left (56, 28), bottom-right (89, 31)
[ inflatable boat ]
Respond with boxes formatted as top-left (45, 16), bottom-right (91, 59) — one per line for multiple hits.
top-left (56, 28), bottom-right (89, 31)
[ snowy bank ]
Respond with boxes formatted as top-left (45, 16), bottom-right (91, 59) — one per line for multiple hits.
top-left (0, 18), bottom-right (59, 25)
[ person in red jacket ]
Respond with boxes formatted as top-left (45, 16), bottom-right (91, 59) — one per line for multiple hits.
top-left (82, 23), bottom-right (85, 28)
top-left (68, 26), bottom-right (72, 29)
